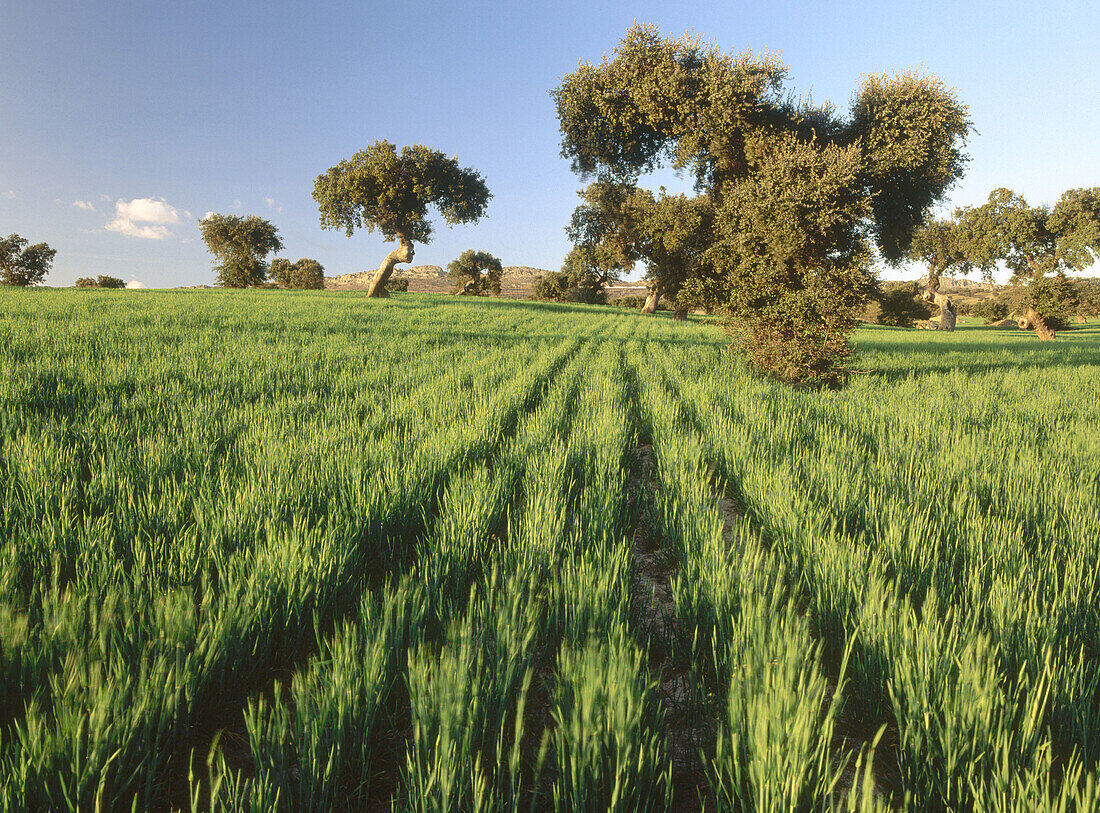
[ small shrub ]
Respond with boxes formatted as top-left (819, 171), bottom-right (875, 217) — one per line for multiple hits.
top-left (74, 277), bottom-right (98, 288)
top-left (729, 318), bottom-right (853, 390)
top-left (565, 284), bottom-right (606, 305)
top-left (613, 296), bottom-right (647, 309)
top-left (385, 277), bottom-right (409, 293)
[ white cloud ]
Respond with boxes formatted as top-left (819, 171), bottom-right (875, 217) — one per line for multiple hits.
top-left (105, 197), bottom-right (181, 240)
top-left (73, 200), bottom-right (96, 211)
top-left (3, 190), bottom-right (15, 200)
top-left (264, 197), bottom-right (283, 213)
top-left (125, 279), bottom-right (146, 289)
top-left (232, 199), bottom-right (242, 210)
top-left (99, 193), bottom-right (112, 201)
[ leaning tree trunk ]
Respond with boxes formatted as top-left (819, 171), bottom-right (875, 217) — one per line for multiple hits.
top-left (1019, 307), bottom-right (1056, 341)
top-left (642, 282), bottom-right (660, 314)
top-left (366, 237), bottom-right (414, 298)
top-left (922, 273), bottom-right (956, 331)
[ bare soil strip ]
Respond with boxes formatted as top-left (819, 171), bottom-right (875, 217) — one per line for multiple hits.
top-left (627, 444), bottom-right (713, 812)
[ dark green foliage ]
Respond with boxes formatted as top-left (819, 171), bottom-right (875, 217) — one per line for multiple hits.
top-left (567, 180), bottom-right (714, 310)
top-left (533, 271), bottom-right (572, 302)
top-left (713, 134), bottom-right (879, 386)
top-left (1021, 274), bottom-right (1078, 330)
top-left (849, 71), bottom-right (972, 263)
top-left (612, 295), bottom-right (650, 309)
top-left (74, 275), bottom-right (126, 289)
top-left (312, 141), bottom-right (490, 244)
top-left (448, 250), bottom-right (503, 296)
top-left (951, 188), bottom-right (1100, 321)
top-left (1076, 278), bottom-right (1100, 318)
top-left (385, 277), bottom-right (410, 293)
top-left (271, 258), bottom-right (325, 290)
top-left (199, 214), bottom-right (284, 288)
top-left (553, 24), bottom-right (969, 385)
top-left (909, 218), bottom-right (968, 280)
top-left (559, 244), bottom-right (617, 304)
top-left (965, 298), bottom-right (1010, 324)
top-left (0, 233), bottom-right (56, 286)
top-left (866, 281), bottom-right (934, 327)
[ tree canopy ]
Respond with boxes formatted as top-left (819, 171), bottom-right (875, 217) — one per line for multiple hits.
top-left (0, 234), bottom-right (56, 287)
top-left (313, 142), bottom-right (491, 243)
top-left (945, 187), bottom-right (1100, 336)
top-left (566, 180), bottom-right (712, 313)
top-left (312, 141), bottom-right (491, 297)
top-left (909, 218), bottom-right (967, 281)
top-left (953, 187), bottom-right (1100, 283)
top-left (448, 250), bottom-right (503, 295)
top-left (271, 257), bottom-right (325, 290)
top-left (199, 214), bottom-right (284, 288)
top-left (553, 24), bottom-right (970, 385)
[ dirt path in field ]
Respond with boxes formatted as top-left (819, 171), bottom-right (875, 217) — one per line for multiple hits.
top-left (627, 443), bottom-right (716, 812)
top-left (627, 442), bottom-right (901, 810)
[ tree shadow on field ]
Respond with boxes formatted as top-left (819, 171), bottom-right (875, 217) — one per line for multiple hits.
top-left (412, 326), bottom-right (722, 350)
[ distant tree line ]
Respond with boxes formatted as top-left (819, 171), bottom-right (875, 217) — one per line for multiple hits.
top-left (909, 187), bottom-right (1100, 338)
top-left (75, 275), bottom-right (126, 288)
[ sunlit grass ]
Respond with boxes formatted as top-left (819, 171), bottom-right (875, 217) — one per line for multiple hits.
top-left (1, 288), bottom-right (1097, 810)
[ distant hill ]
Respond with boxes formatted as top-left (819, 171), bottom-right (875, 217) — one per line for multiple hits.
top-left (325, 263), bottom-right (652, 300)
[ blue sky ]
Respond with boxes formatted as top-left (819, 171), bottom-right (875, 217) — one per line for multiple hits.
top-left (2, 0), bottom-right (1098, 287)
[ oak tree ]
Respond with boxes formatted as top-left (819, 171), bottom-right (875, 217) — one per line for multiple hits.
top-left (953, 188), bottom-right (1100, 338)
top-left (908, 218), bottom-right (966, 330)
top-left (554, 24), bottom-right (969, 386)
top-left (199, 214), bottom-right (284, 288)
top-left (566, 181), bottom-right (712, 315)
top-left (448, 250), bottom-right (503, 295)
top-left (0, 234), bottom-right (56, 286)
top-left (313, 141), bottom-right (491, 298)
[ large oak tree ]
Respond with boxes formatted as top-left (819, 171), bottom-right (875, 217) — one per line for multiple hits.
top-left (554, 24), bottom-right (970, 385)
top-left (313, 141), bottom-right (491, 298)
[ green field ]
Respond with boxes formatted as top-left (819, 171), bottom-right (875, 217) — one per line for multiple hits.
top-left (2, 289), bottom-right (1099, 811)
